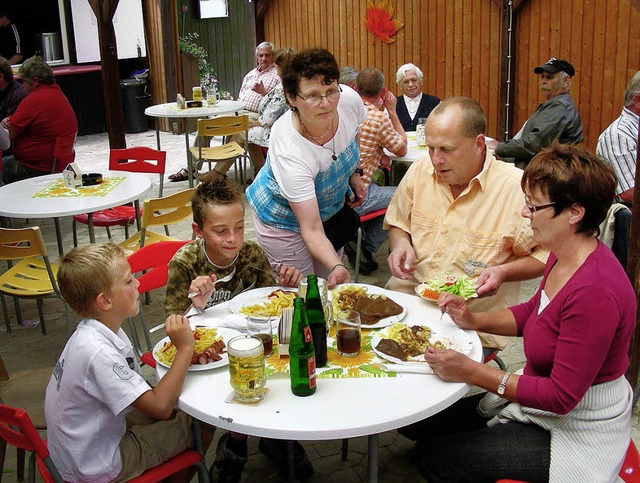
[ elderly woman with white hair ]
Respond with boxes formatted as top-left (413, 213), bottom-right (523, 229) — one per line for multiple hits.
top-left (395, 63), bottom-right (440, 131)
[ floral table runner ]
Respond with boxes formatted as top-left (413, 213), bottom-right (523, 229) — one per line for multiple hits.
top-left (33, 177), bottom-right (126, 198)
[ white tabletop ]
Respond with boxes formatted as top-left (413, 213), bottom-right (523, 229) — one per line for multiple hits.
top-left (0, 171), bottom-right (153, 218)
top-left (385, 132), bottom-right (427, 163)
top-left (145, 100), bottom-right (246, 119)
top-left (156, 289), bottom-right (482, 441)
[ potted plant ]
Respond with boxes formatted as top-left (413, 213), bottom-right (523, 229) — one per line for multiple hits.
top-left (178, 33), bottom-right (232, 101)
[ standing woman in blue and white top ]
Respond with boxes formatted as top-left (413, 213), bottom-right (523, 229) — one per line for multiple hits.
top-left (246, 48), bottom-right (366, 288)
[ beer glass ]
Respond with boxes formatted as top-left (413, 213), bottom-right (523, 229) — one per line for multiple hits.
top-left (227, 335), bottom-right (266, 403)
top-left (336, 310), bottom-right (361, 357)
top-left (192, 86), bottom-right (203, 101)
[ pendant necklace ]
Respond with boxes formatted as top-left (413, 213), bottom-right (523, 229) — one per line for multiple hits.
top-left (298, 114), bottom-right (337, 160)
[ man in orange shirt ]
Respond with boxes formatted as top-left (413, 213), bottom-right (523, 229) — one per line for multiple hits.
top-left (385, 97), bottom-right (547, 348)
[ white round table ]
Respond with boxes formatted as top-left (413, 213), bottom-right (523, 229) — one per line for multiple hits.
top-left (156, 289), bottom-right (482, 482)
top-left (0, 171), bottom-right (152, 254)
top-left (145, 100), bottom-right (246, 187)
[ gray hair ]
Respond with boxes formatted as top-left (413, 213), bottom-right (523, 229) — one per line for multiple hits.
top-left (255, 42), bottom-right (275, 56)
top-left (396, 63), bottom-right (424, 84)
top-left (624, 71), bottom-right (640, 107)
top-left (20, 56), bottom-right (55, 85)
top-left (339, 66), bottom-right (358, 86)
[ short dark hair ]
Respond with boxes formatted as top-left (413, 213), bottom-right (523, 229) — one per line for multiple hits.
top-left (356, 68), bottom-right (384, 98)
top-left (522, 143), bottom-right (616, 235)
top-left (430, 96), bottom-right (486, 137)
top-left (191, 177), bottom-right (243, 228)
top-left (281, 48), bottom-right (340, 102)
top-left (0, 56), bottom-right (13, 82)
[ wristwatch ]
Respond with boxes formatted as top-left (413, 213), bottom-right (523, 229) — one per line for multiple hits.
top-left (354, 168), bottom-right (364, 176)
top-left (497, 372), bottom-right (511, 395)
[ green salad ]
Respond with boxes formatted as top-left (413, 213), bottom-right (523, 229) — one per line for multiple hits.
top-left (426, 274), bottom-right (478, 300)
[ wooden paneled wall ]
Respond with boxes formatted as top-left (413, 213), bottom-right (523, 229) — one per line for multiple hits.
top-left (263, 0), bottom-right (640, 150)
top-left (513, 0), bottom-right (640, 150)
top-left (264, 0), bottom-right (504, 142)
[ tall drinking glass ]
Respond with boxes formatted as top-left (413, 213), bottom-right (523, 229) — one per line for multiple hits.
top-left (227, 335), bottom-right (265, 403)
top-left (336, 310), bottom-right (361, 357)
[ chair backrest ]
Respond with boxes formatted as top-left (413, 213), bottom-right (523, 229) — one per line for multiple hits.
top-left (141, 187), bottom-right (196, 232)
top-left (128, 240), bottom-right (189, 294)
top-left (196, 115), bottom-right (249, 140)
top-left (0, 227), bottom-right (48, 261)
top-left (0, 404), bottom-right (64, 483)
top-left (109, 147), bottom-right (167, 197)
top-left (51, 132), bottom-right (77, 174)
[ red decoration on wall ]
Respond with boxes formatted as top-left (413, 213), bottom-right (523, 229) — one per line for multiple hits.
top-left (363, 0), bottom-right (405, 44)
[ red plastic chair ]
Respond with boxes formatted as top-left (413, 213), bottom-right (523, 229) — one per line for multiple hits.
top-left (127, 240), bottom-right (190, 367)
top-left (496, 439), bottom-right (640, 483)
top-left (72, 147), bottom-right (167, 246)
top-left (51, 133), bottom-right (76, 173)
top-left (0, 403), bottom-right (208, 482)
top-left (354, 208), bottom-right (387, 282)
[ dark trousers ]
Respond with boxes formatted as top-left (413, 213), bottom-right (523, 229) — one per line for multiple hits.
top-left (2, 155), bottom-right (49, 185)
top-left (403, 394), bottom-right (551, 483)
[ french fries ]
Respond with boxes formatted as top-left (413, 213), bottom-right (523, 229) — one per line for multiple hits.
top-left (155, 327), bottom-right (221, 366)
top-left (239, 289), bottom-right (296, 317)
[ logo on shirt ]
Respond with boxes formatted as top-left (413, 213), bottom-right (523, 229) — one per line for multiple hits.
top-left (52, 359), bottom-right (64, 391)
top-left (462, 258), bottom-right (487, 275)
top-left (113, 362), bottom-right (134, 380)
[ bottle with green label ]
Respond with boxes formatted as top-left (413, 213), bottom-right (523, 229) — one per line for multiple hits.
top-left (289, 297), bottom-right (317, 396)
top-left (305, 274), bottom-right (327, 367)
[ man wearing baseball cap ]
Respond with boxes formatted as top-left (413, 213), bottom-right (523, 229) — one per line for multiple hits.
top-left (487, 57), bottom-right (583, 168)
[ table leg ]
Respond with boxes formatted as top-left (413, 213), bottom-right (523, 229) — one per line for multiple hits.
top-left (286, 440), bottom-right (296, 483)
top-left (185, 124), bottom-right (194, 188)
top-left (154, 119), bottom-right (161, 150)
top-left (88, 213), bottom-right (96, 243)
top-left (368, 433), bottom-right (379, 483)
top-left (54, 217), bottom-right (64, 255)
top-left (134, 200), bottom-right (142, 231)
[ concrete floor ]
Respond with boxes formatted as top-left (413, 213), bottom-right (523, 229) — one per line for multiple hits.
top-left (0, 128), bottom-right (638, 482)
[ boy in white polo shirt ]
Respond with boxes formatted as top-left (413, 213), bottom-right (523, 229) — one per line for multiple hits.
top-left (44, 243), bottom-right (212, 482)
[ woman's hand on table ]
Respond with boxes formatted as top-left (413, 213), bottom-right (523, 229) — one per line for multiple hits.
top-left (438, 294), bottom-right (477, 330)
top-left (188, 274), bottom-right (216, 310)
top-left (327, 264), bottom-right (351, 289)
top-left (424, 347), bottom-right (475, 383)
top-left (278, 264), bottom-right (303, 288)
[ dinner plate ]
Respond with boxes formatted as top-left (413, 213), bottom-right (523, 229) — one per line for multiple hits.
top-left (153, 327), bottom-right (242, 371)
top-left (228, 286), bottom-right (297, 317)
top-left (371, 321), bottom-right (474, 366)
top-left (330, 283), bottom-right (407, 329)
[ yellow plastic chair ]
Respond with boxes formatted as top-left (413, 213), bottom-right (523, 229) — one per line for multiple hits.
top-left (118, 187), bottom-right (196, 256)
top-left (188, 116), bottom-right (250, 186)
top-left (0, 227), bottom-right (70, 335)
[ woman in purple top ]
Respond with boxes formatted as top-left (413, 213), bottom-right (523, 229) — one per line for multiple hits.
top-left (404, 144), bottom-right (636, 482)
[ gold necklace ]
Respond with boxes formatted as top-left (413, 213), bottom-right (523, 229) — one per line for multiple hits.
top-left (298, 113), bottom-right (332, 143)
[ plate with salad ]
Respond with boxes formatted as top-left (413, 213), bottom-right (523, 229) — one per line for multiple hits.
top-left (415, 274), bottom-right (478, 303)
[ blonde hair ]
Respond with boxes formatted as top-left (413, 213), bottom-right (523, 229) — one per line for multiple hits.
top-left (58, 243), bottom-right (125, 317)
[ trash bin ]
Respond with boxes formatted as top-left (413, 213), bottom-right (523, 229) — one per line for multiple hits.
top-left (120, 78), bottom-right (150, 133)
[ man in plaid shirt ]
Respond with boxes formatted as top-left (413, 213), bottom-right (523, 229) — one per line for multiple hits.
top-left (348, 67), bottom-right (407, 274)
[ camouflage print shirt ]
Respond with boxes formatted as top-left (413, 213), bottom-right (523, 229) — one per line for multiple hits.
top-left (164, 239), bottom-right (275, 315)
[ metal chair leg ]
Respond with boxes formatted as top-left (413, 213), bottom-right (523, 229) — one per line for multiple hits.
top-left (341, 438), bottom-right (349, 460)
top-left (0, 293), bottom-right (11, 333)
top-left (36, 298), bottom-right (47, 335)
top-left (72, 219), bottom-right (79, 247)
top-left (355, 227), bottom-right (363, 282)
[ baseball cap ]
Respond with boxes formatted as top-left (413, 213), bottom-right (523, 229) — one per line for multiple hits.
top-left (533, 57), bottom-right (575, 77)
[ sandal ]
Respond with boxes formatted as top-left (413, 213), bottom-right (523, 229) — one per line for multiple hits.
top-left (168, 168), bottom-right (193, 182)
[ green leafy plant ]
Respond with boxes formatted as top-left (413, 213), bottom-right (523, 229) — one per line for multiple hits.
top-left (178, 33), bottom-right (232, 99)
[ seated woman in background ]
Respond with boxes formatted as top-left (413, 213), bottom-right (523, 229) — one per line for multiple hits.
top-left (246, 48), bottom-right (366, 287)
top-left (246, 47), bottom-right (297, 176)
top-left (408, 143), bottom-right (636, 482)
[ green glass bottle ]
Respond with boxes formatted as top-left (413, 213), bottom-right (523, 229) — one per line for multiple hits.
top-left (305, 274), bottom-right (327, 367)
top-left (289, 297), bottom-right (317, 396)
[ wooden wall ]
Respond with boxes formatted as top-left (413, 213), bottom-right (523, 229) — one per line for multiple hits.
top-left (176, 0), bottom-right (256, 98)
top-left (263, 0), bottom-right (640, 150)
top-left (513, 0), bottom-right (640, 150)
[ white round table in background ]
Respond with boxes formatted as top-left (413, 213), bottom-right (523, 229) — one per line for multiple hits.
top-left (0, 171), bottom-right (152, 254)
top-left (156, 290), bottom-right (482, 482)
top-left (145, 100), bottom-right (246, 188)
